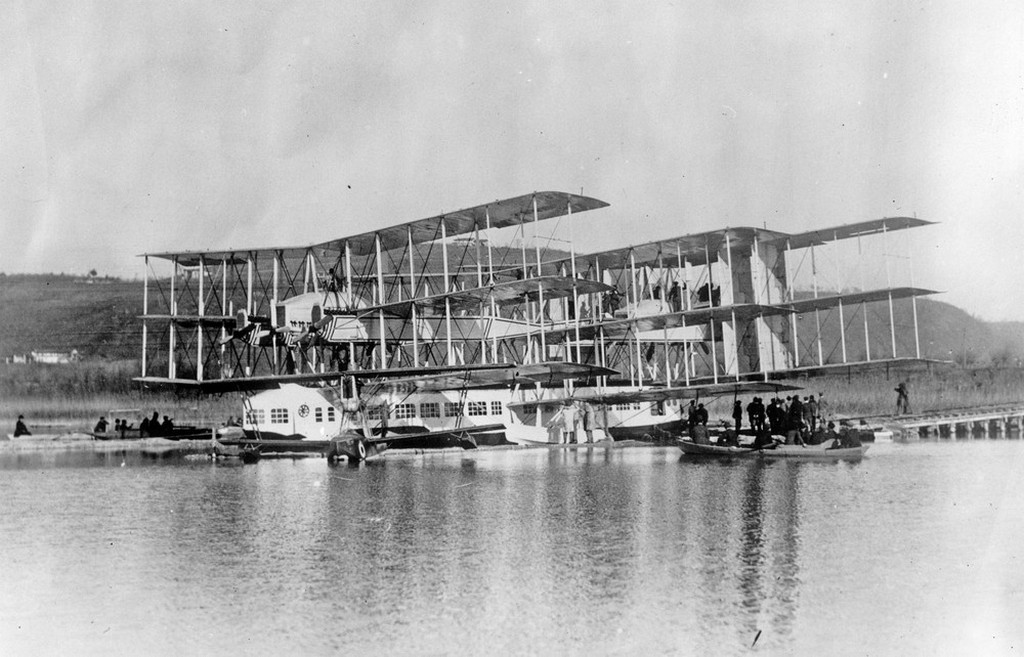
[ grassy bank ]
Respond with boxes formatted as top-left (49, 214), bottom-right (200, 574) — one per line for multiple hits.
top-left (0, 361), bottom-right (237, 429)
top-left (4, 360), bottom-right (1023, 430)
top-left (698, 366), bottom-right (1024, 422)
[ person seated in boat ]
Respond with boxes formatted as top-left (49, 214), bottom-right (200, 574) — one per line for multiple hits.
top-left (805, 424), bottom-right (828, 445)
top-left (162, 416), bottom-right (175, 433)
top-left (717, 421), bottom-right (739, 447)
top-left (835, 423), bottom-right (863, 449)
top-left (113, 419), bottom-right (122, 435)
top-left (139, 415), bottom-right (150, 437)
top-left (14, 415), bottom-right (31, 437)
top-left (689, 423), bottom-right (710, 445)
top-left (148, 411), bottom-right (161, 436)
top-left (823, 421), bottom-right (842, 448)
top-left (94, 416), bottom-right (109, 433)
top-left (751, 427), bottom-right (776, 450)
top-left (118, 419), bottom-right (131, 439)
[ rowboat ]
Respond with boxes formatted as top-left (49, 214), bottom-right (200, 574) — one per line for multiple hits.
top-left (90, 426), bottom-right (214, 441)
top-left (678, 439), bottom-right (869, 460)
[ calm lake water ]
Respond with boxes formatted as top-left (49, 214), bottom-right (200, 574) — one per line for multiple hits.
top-left (1, 440), bottom-right (1022, 656)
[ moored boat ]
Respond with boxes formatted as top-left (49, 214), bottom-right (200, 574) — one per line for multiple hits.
top-left (678, 439), bottom-right (869, 460)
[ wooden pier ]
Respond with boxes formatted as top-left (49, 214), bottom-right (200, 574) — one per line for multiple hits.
top-left (872, 403), bottom-right (1024, 440)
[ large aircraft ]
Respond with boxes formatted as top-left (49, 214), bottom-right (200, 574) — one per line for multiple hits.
top-left (136, 191), bottom-right (936, 459)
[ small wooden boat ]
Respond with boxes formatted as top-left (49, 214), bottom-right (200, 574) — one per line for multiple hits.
top-left (678, 439), bottom-right (869, 460)
top-left (90, 426), bottom-right (214, 441)
top-left (89, 431), bottom-right (142, 441)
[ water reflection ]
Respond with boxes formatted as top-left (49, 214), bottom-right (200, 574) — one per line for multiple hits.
top-left (4, 443), bottom-right (1017, 656)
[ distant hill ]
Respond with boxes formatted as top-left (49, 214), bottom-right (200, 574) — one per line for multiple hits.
top-left (0, 273), bottom-right (143, 359)
top-left (2, 272), bottom-right (1022, 366)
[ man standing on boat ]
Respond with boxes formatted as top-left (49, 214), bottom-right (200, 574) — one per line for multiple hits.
top-left (695, 403), bottom-right (708, 427)
top-left (732, 400), bottom-right (743, 433)
top-left (14, 415), bottom-right (31, 437)
top-left (807, 395), bottom-right (820, 432)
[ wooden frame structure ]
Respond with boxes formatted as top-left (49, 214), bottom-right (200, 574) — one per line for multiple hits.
top-left (138, 192), bottom-right (937, 392)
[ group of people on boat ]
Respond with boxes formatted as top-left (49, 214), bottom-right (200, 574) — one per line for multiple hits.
top-left (686, 393), bottom-right (862, 450)
top-left (139, 411), bottom-right (174, 437)
top-left (93, 416), bottom-right (136, 439)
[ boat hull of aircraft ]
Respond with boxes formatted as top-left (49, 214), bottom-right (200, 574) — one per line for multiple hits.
top-left (230, 382), bottom-right (689, 448)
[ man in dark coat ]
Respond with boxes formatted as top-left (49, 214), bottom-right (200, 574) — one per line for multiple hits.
top-left (695, 403), bottom-right (709, 427)
top-left (14, 415), bottom-right (31, 437)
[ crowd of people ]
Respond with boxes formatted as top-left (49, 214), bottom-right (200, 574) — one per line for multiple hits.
top-left (89, 411), bottom-right (175, 438)
top-left (686, 392), bottom-right (863, 449)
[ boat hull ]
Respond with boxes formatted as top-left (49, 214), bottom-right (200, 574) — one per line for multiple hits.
top-left (678, 440), bottom-right (869, 460)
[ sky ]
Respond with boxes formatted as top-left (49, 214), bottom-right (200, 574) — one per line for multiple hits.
top-left (2, 1), bottom-right (1022, 320)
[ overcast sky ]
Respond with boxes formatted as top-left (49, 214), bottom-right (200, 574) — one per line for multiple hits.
top-left (2, 2), bottom-right (1022, 320)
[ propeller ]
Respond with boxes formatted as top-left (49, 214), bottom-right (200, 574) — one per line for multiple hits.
top-left (218, 310), bottom-right (275, 346)
top-left (293, 305), bottom-right (334, 346)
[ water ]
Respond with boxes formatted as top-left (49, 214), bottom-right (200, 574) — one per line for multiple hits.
top-left (1, 441), bottom-right (1023, 656)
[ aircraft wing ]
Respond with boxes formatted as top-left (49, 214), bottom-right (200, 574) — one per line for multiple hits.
top-left (362, 361), bottom-right (619, 394)
top-left (148, 192), bottom-right (609, 262)
top-left (134, 363), bottom-right (524, 394)
top-left (535, 303), bottom-right (794, 343)
top-left (766, 356), bottom-right (948, 378)
top-left (775, 217), bottom-right (935, 250)
top-left (544, 216), bottom-right (933, 271)
top-left (357, 276), bottom-right (615, 318)
top-left (505, 380), bottom-right (801, 408)
top-left (784, 287), bottom-right (937, 314)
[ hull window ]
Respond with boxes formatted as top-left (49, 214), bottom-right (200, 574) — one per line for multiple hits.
top-left (420, 403), bottom-right (441, 418)
top-left (315, 407), bottom-right (323, 422)
top-left (395, 403), bottom-right (416, 419)
top-left (467, 402), bottom-right (487, 417)
top-left (327, 407), bottom-right (336, 422)
top-left (490, 401), bottom-right (503, 416)
top-left (246, 409), bottom-right (265, 425)
top-left (270, 408), bottom-right (289, 424)
top-left (444, 402), bottom-right (463, 418)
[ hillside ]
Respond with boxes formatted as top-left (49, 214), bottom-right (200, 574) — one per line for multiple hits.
top-left (0, 273), bottom-right (143, 359)
top-left (1, 272), bottom-right (1022, 366)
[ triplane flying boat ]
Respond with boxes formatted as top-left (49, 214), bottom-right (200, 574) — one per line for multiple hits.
top-left (136, 190), bottom-right (938, 459)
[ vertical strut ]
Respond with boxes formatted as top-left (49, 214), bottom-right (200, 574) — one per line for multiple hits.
top-left (408, 227), bottom-right (419, 367)
top-left (883, 222), bottom-right (897, 358)
top-left (142, 256), bottom-right (149, 377)
top-left (441, 219), bottom-right (453, 366)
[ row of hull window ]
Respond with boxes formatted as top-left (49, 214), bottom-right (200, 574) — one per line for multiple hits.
top-left (369, 401), bottom-right (504, 421)
top-left (247, 402), bottom-right (505, 425)
top-left (247, 407), bottom-right (337, 425)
